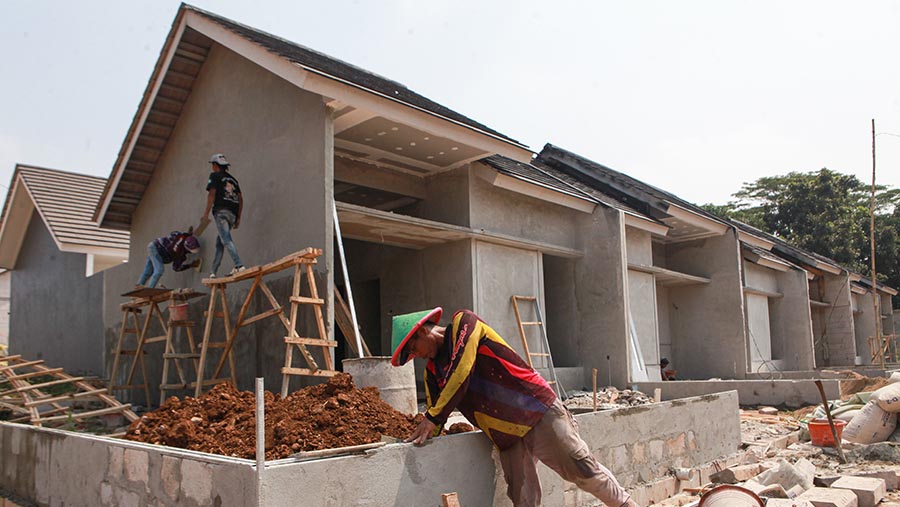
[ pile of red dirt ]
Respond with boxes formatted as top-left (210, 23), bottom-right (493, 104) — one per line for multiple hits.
top-left (124, 373), bottom-right (425, 460)
top-left (838, 371), bottom-right (891, 400)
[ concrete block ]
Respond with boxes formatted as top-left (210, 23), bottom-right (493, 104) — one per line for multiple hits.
top-left (180, 459), bottom-right (213, 504)
top-left (852, 470), bottom-right (897, 491)
top-left (831, 476), bottom-right (885, 507)
top-left (797, 486), bottom-right (858, 507)
top-left (711, 464), bottom-right (760, 484)
top-left (99, 481), bottom-right (113, 506)
top-left (766, 500), bottom-right (815, 507)
top-left (160, 455), bottom-right (180, 501)
top-left (119, 489), bottom-right (141, 507)
top-left (123, 448), bottom-right (149, 485)
top-left (106, 446), bottom-right (124, 481)
top-left (814, 475), bottom-right (842, 488)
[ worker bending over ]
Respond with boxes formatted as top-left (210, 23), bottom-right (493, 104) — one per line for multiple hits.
top-left (135, 228), bottom-right (201, 289)
top-left (391, 308), bottom-right (638, 507)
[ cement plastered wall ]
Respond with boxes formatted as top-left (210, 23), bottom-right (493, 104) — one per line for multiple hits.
top-left (468, 162), bottom-right (580, 250)
top-left (1, 392), bottom-right (740, 506)
top-left (543, 255), bottom-right (579, 368)
top-left (0, 271), bottom-right (9, 347)
top-left (102, 43), bottom-right (331, 399)
top-left (574, 208), bottom-right (630, 388)
top-left (10, 214), bottom-right (104, 375)
top-left (0, 423), bottom-right (256, 506)
top-left (258, 391), bottom-right (741, 507)
top-left (636, 379), bottom-right (840, 408)
top-left (664, 230), bottom-right (747, 379)
top-left (474, 241), bottom-right (542, 359)
top-left (852, 292), bottom-right (875, 363)
top-left (626, 228), bottom-right (660, 374)
top-left (814, 273), bottom-right (856, 366)
top-left (768, 266), bottom-right (816, 371)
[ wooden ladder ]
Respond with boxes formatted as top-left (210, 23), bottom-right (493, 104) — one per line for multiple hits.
top-left (158, 318), bottom-right (200, 405)
top-left (280, 253), bottom-right (338, 396)
top-left (109, 304), bottom-right (153, 405)
top-left (511, 295), bottom-right (565, 399)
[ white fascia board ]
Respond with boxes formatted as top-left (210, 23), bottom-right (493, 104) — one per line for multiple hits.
top-left (97, 16), bottom-right (188, 226)
top-left (664, 202), bottom-right (729, 236)
top-left (186, 12), bottom-right (532, 163)
top-left (848, 272), bottom-right (862, 282)
top-left (61, 243), bottom-right (129, 260)
top-left (815, 262), bottom-right (843, 275)
top-left (850, 284), bottom-right (867, 295)
top-left (623, 213), bottom-right (669, 237)
top-left (806, 270), bottom-right (816, 280)
top-left (475, 164), bottom-right (596, 213)
top-left (755, 256), bottom-right (791, 273)
top-left (737, 230), bottom-right (775, 250)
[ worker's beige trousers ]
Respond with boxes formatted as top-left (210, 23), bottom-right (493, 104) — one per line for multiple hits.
top-left (498, 399), bottom-right (633, 507)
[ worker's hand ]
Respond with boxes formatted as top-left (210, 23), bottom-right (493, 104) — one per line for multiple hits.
top-left (405, 417), bottom-right (436, 445)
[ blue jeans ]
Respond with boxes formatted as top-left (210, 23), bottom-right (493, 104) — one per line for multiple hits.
top-left (137, 242), bottom-right (165, 288)
top-left (211, 210), bottom-right (243, 274)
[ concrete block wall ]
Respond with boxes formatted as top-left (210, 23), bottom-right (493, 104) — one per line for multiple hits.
top-left (0, 423), bottom-right (256, 506)
top-left (1, 392), bottom-right (741, 506)
top-left (636, 379), bottom-right (841, 408)
top-left (817, 274), bottom-right (856, 366)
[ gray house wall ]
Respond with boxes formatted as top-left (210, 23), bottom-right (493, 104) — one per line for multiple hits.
top-left (103, 43), bottom-right (332, 401)
top-left (768, 266), bottom-right (816, 371)
top-left (810, 273), bottom-right (855, 366)
top-left (10, 214), bottom-right (104, 375)
top-left (664, 230), bottom-right (747, 380)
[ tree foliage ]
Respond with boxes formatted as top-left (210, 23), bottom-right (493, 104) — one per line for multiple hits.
top-left (702, 168), bottom-right (900, 304)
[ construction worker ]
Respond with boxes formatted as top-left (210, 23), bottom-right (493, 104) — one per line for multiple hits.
top-left (391, 308), bottom-right (638, 507)
top-left (135, 228), bottom-right (201, 289)
top-left (202, 153), bottom-right (245, 278)
top-left (660, 358), bottom-right (676, 381)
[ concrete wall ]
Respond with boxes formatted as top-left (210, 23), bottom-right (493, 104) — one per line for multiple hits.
top-left (811, 273), bottom-right (856, 366)
top-left (852, 292), bottom-right (876, 363)
top-left (103, 43), bottom-right (332, 400)
top-left (768, 266), bottom-right (816, 371)
top-left (664, 230), bottom-right (746, 380)
top-left (626, 228), bottom-right (660, 376)
top-left (543, 255), bottom-right (579, 368)
top-left (0, 423), bottom-right (256, 506)
top-left (1, 391), bottom-right (741, 507)
top-left (9, 214), bottom-right (104, 376)
top-left (636, 379), bottom-right (841, 408)
top-left (574, 208), bottom-right (630, 388)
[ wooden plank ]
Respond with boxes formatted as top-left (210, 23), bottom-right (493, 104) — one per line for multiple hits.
top-left (35, 404), bottom-right (133, 423)
top-left (290, 441), bottom-right (385, 460)
top-left (442, 493), bottom-right (461, 507)
top-left (284, 337), bottom-right (339, 347)
top-left (290, 296), bottom-right (324, 305)
top-left (0, 359), bottom-right (44, 371)
top-left (281, 367), bottom-right (339, 377)
top-left (6, 368), bottom-right (64, 381)
top-left (0, 377), bottom-right (83, 395)
top-left (333, 288), bottom-right (371, 357)
top-left (240, 307), bottom-right (283, 327)
top-left (25, 388), bottom-right (108, 407)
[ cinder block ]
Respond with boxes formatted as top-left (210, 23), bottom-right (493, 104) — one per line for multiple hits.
top-left (814, 475), bottom-right (842, 488)
top-left (766, 500), bottom-right (815, 507)
top-left (852, 470), bottom-right (897, 491)
top-left (710, 463), bottom-right (760, 484)
top-left (831, 476), bottom-right (886, 507)
top-left (797, 486), bottom-right (858, 507)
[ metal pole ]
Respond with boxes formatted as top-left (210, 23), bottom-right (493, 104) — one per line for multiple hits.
top-left (871, 119), bottom-right (884, 370)
top-left (332, 203), bottom-right (365, 358)
top-left (255, 377), bottom-right (265, 505)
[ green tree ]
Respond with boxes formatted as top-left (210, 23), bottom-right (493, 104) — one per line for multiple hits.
top-left (703, 168), bottom-right (900, 304)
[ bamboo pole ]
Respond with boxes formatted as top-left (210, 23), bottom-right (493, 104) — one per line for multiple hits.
top-left (871, 119), bottom-right (883, 370)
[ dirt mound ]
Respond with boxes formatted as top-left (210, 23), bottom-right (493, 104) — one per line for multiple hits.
top-left (124, 373), bottom-right (419, 459)
top-left (838, 371), bottom-right (891, 400)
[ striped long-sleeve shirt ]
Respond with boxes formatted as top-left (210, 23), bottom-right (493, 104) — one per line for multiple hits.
top-left (424, 310), bottom-right (557, 450)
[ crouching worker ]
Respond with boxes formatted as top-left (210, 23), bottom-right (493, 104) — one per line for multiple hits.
top-left (391, 308), bottom-right (638, 507)
top-left (136, 228), bottom-right (201, 289)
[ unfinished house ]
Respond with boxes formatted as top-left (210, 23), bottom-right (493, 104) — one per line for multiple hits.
top-left (92, 4), bottom-right (665, 399)
top-left (731, 222), bottom-right (816, 374)
top-left (535, 145), bottom-right (762, 382)
top-left (0, 165), bottom-right (129, 376)
top-left (849, 275), bottom-right (897, 365)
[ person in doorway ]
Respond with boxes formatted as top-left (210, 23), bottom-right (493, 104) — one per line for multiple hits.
top-left (660, 358), bottom-right (677, 381)
top-left (202, 153), bottom-right (245, 278)
top-left (135, 228), bottom-right (201, 289)
top-left (391, 308), bottom-right (638, 507)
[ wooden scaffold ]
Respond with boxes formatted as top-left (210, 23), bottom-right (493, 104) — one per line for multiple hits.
top-left (0, 354), bottom-right (137, 432)
top-left (195, 248), bottom-right (341, 397)
top-left (109, 287), bottom-right (205, 406)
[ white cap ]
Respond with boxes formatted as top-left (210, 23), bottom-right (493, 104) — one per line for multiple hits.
top-left (209, 153), bottom-right (230, 166)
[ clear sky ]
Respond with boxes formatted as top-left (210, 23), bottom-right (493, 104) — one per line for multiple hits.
top-left (2, 1), bottom-right (899, 206)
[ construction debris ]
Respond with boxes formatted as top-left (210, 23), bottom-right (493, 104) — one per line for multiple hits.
top-left (0, 354), bottom-right (137, 432)
top-left (563, 387), bottom-right (654, 411)
top-left (125, 373), bottom-right (422, 460)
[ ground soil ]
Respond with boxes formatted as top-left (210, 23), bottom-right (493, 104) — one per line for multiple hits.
top-left (124, 373), bottom-right (428, 460)
top-left (837, 370), bottom-right (891, 400)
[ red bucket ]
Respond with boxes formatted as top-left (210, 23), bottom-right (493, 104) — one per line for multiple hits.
top-left (808, 418), bottom-right (846, 446)
top-left (168, 303), bottom-right (189, 322)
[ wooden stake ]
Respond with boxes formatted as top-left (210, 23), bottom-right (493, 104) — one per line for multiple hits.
top-left (441, 492), bottom-right (461, 507)
top-left (592, 368), bottom-right (598, 412)
top-left (871, 119), bottom-right (884, 370)
top-left (814, 380), bottom-right (846, 464)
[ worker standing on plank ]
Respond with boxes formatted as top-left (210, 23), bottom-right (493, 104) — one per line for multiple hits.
top-left (202, 153), bottom-right (245, 278)
top-left (135, 228), bottom-right (201, 289)
top-left (391, 308), bottom-right (638, 507)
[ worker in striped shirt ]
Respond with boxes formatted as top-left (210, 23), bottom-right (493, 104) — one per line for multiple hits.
top-left (391, 308), bottom-right (637, 507)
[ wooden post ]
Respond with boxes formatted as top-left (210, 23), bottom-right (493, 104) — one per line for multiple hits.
top-left (871, 119), bottom-right (883, 370)
top-left (814, 380), bottom-right (846, 464)
top-left (592, 368), bottom-right (598, 412)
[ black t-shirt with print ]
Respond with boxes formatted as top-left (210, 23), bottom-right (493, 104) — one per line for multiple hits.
top-left (206, 171), bottom-right (241, 216)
